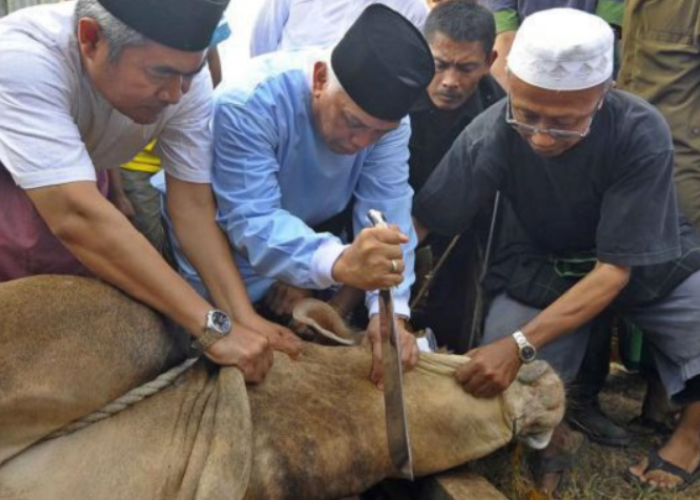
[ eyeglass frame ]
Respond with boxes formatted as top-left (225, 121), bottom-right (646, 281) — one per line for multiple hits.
top-left (505, 92), bottom-right (606, 141)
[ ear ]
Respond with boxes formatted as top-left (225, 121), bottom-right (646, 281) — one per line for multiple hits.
top-left (486, 49), bottom-right (498, 71)
top-left (311, 61), bottom-right (329, 97)
top-left (77, 18), bottom-right (104, 62)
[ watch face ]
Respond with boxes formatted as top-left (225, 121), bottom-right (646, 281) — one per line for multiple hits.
top-left (521, 345), bottom-right (537, 362)
top-left (210, 310), bottom-right (232, 334)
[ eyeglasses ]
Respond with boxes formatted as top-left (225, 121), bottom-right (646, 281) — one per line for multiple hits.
top-left (505, 94), bottom-right (602, 141)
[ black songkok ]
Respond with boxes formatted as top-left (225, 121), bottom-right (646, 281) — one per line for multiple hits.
top-left (97, 0), bottom-right (229, 52)
top-left (331, 4), bottom-right (434, 122)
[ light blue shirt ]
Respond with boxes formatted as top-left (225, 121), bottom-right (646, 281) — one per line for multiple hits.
top-left (186, 50), bottom-right (416, 316)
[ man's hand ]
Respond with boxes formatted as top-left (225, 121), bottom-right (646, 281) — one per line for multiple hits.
top-left (264, 282), bottom-right (312, 318)
top-left (367, 314), bottom-right (419, 389)
top-left (204, 322), bottom-right (274, 383)
top-left (455, 336), bottom-right (522, 398)
top-left (241, 310), bottom-right (304, 358)
top-left (332, 226), bottom-right (409, 290)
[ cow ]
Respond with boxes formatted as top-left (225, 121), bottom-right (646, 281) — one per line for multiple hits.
top-left (0, 276), bottom-right (565, 500)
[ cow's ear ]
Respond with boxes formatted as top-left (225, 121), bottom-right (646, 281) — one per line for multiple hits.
top-left (516, 360), bottom-right (549, 384)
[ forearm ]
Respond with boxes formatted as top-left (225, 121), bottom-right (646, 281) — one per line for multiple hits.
top-left (166, 176), bottom-right (257, 320)
top-left (28, 182), bottom-right (210, 336)
top-left (521, 262), bottom-right (630, 348)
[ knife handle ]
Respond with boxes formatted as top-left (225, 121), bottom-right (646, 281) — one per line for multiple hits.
top-left (367, 209), bottom-right (388, 229)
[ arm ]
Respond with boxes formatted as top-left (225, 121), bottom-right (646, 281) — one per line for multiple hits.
top-left (456, 262), bottom-right (630, 398)
top-left (165, 176), bottom-right (302, 357)
top-left (213, 89), bottom-right (403, 294)
top-left (491, 30), bottom-right (516, 92)
top-left (26, 182), bottom-right (274, 380)
top-left (350, 121), bottom-right (420, 382)
top-left (479, 1), bottom-right (519, 92)
top-left (249, 0), bottom-right (290, 57)
top-left (352, 120), bottom-right (417, 318)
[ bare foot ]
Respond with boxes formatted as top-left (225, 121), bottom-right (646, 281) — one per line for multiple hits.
top-left (628, 429), bottom-right (700, 490)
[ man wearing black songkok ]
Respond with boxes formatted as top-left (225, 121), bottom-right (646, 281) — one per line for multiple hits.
top-left (0, 0), bottom-right (303, 380)
top-left (166, 5), bottom-right (435, 385)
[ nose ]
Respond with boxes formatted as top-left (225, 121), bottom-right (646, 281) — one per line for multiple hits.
top-left (529, 130), bottom-right (557, 149)
top-left (157, 75), bottom-right (185, 104)
top-left (441, 68), bottom-right (459, 88)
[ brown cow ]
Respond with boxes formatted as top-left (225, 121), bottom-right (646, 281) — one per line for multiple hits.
top-left (0, 276), bottom-right (564, 500)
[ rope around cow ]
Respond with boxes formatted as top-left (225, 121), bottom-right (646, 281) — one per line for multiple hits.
top-left (41, 357), bottom-right (200, 442)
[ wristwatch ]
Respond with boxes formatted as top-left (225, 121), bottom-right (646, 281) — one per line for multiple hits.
top-left (512, 330), bottom-right (537, 364)
top-left (193, 309), bottom-right (232, 352)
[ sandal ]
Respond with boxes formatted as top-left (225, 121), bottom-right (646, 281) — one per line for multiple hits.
top-left (625, 448), bottom-right (700, 492)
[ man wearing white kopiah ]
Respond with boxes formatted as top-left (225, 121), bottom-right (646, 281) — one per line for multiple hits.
top-left (414, 8), bottom-right (700, 493)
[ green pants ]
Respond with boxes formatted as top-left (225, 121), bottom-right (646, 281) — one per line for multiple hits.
top-left (618, 0), bottom-right (700, 232)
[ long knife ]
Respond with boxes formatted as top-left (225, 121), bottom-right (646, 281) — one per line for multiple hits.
top-left (367, 209), bottom-right (414, 480)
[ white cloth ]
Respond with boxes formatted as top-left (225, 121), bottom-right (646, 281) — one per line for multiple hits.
top-left (249, 0), bottom-right (429, 57)
top-left (0, 2), bottom-right (214, 189)
top-left (507, 8), bottom-right (614, 91)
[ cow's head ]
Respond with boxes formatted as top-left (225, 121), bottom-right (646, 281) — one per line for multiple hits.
top-left (502, 360), bottom-right (566, 450)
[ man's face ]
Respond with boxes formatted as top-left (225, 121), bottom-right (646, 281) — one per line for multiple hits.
top-left (311, 63), bottom-right (399, 155)
top-left (78, 19), bottom-right (208, 125)
top-left (508, 73), bottom-right (606, 158)
top-left (425, 0), bottom-right (445, 9)
top-left (426, 33), bottom-right (495, 112)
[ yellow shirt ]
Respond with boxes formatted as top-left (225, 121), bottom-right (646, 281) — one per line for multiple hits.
top-left (120, 140), bottom-right (161, 173)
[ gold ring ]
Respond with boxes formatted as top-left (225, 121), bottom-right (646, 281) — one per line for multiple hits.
top-left (390, 259), bottom-right (398, 273)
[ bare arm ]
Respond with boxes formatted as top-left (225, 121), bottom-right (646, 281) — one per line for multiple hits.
top-left (456, 261), bottom-right (631, 397)
top-left (27, 181), bottom-right (211, 335)
top-left (27, 180), bottom-right (276, 380)
top-left (491, 30), bottom-right (516, 92)
top-left (165, 175), bottom-right (302, 356)
top-left (522, 262), bottom-right (630, 348)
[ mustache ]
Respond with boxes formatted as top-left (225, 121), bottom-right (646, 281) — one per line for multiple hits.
top-left (435, 90), bottom-right (463, 99)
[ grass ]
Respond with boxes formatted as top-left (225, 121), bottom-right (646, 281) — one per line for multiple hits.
top-left (470, 365), bottom-right (699, 499)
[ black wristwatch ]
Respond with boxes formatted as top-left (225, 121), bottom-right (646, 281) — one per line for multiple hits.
top-left (193, 309), bottom-right (232, 352)
top-left (512, 330), bottom-right (537, 364)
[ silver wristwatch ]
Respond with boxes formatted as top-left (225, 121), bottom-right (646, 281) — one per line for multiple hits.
top-left (512, 330), bottom-right (537, 364)
top-left (193, 309), bottom-right (232, 352)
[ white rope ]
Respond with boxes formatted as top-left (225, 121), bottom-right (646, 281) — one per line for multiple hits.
top-left (42, 357), bottom-right (200, 442)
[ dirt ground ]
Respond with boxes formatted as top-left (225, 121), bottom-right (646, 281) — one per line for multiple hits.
top-left (470, 365), bottom-right (700, 500)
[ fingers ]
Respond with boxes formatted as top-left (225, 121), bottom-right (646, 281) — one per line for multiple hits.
top-left (374, 225), bottom-right (409, 245)
top-left (205, 329), bottom-right (274, 384)
top-left (267, 324), bottom-right (304, 359)
top-left (401, 332), bottom-right (420, 372)
top-left (370, 335), bottom-right (384, 390)
top-left (454, 354), bottom-right (513, 398)
top-left (367, 317), bottom-right (384, 389)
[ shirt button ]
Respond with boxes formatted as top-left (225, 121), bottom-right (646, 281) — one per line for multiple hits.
top-left (691, 127), bottom-right (700, 136)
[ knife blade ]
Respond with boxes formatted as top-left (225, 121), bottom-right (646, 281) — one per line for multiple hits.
top-left (367, 209), bottom-right (414, 480)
